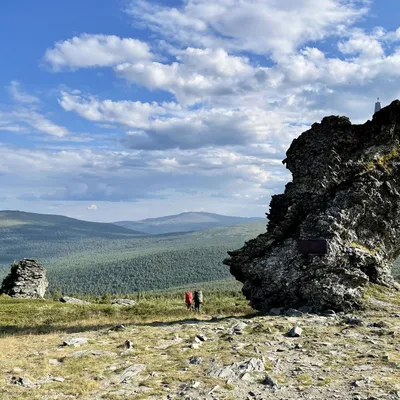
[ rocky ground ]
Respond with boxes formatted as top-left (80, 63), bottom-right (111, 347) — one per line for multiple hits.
top-left (1, 288), bottom-right (400, 399)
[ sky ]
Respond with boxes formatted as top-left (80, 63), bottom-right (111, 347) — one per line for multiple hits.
top-left (1, 0), bottom-right (400, 222)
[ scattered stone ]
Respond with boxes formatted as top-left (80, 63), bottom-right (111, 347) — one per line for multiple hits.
top-left (262, 373), bottom-right (278, 388)
top-left (188, 357), bottom-right (202, 365)
top-left (111, 298), bottom-right (137, 306)
top-left (12, 367), bottom-right (23, 373)
top-left (208, 358), bottom-right (265, 380)
top-left (120, 364), bottom-right (146, 383)
top-left (191, 343), bottom-right (200, 350)
top-left (195, 334), bottom-right (207, 342)
top-left (230, 322), bottom-right (248, 335)
top-left (10, 376), bottom-right (34, 387)
top-left (269, 308), bottom-right (282, 316)
top-left (285, 308), bottom-right (303, 317)
top-left (62, 337), bottom-right (88, 347)
top-left (59, 296), bottom-right (91, 305)
top-left (67, 350), bottom-right (116, 358)
top-left (288, 327), bottom-right (302, 337)
top-left (298, 306), bottom-right (313, 313)
top-left (118, 340), bottom-right (133, 349)
top-left (0, 259), bottom-right (48, 299)
top-left (323, 309), bottom-right (337, 316)
top-left (352, 365), bottom-right (374, 371)
top-left (344, 317), bottom-right (364, 326)
top-left (110, 324), bottom-right (126, 331)
top-left (52, 377), bottom-right (65, 383)
top-left (368, 321), bottom-right (390, 328)
top-left (49, 359), bottom-right (63, 366)
top-left (208, 385), bottom-right (220, 395)
top-left (192, 381), bottom-right (200, 388)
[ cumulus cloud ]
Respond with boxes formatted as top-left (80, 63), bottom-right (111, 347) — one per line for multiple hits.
top-left (0, 142), bottom-right (288, 209)
top-left (6, 0), bottom-right (400, 219)
top-left (59, 91), bottom-right (177, 129)
top-left (127, 0), bottom-right (368, 59)
top-left (114, 47), bottom-right (254, 105)
top-left (44, 34), bottom-right (153, 70)
top-left (58, 90), bottom-right (309, 150)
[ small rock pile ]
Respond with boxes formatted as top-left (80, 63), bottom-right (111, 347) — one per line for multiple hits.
top-left (0, 259), bottom-right (48, 298)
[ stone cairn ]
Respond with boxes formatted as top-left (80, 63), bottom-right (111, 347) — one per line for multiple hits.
top-left (0, 259), bottom-right (48, 298)
top-left (225, 100), bottom-right (400, 312)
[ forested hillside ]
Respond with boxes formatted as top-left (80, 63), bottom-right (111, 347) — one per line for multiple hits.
top-left (115, 211), bottom-right (263, 234)
top-left (0, 211), bottom-right (266, 295)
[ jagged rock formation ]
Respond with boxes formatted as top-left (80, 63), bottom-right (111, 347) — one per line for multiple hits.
top-left (0, 259), bottom-right (48, 298)
top-left (225, 100), bottom-right (400, 312)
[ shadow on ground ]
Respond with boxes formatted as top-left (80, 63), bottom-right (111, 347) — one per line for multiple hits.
top-left (0, 312), bottom-right (263, 337)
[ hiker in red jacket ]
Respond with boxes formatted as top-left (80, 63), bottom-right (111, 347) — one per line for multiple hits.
top-left (185, 291), bottom-right (193, 310)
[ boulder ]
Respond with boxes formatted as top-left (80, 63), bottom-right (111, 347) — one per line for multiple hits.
top-left (225, 101), bottom-right (400, 311)
top-left (0, 259), bottom-right (48, 298)
top-left (59, 296), bottom-right (91, 305)
top-left (111, 298), bottom-right (137, 306)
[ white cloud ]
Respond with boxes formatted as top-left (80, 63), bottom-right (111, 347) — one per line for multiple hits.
top-left (7, 81), bottom-right (40, 104)
top-left (58, 90), bottom-right (308, 150)
top-left (7, 0), bottom-right (400, 221)
top-left (44, 34), bottom-right (153, 70)
top-left (87, 204), bottom-right (98, 210)
top-left (338, 29), bottom-right (384, 58)
top-left (1, 81), bottom-right (70, 138)
top-left (59, 91), bottom-right (176, 129)
top-left (128, 0), bottom-right (368, 59)
top-left (114, 47), bottom-right (254, 105)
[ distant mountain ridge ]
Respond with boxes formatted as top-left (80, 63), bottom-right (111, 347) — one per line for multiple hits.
top-left (114, 211), bottom-right (264, 234)
top-left (0, 210), bottom-right (266, 295)
top-left (0, 210), bottom-right (144, 240)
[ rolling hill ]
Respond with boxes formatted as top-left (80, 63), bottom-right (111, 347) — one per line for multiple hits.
top-left (0, 210), bottom-right (267, 295)
top-left (114, 211), bottom-right (264, 234)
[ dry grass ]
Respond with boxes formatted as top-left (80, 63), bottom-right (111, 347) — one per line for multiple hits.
top-left (1, 287), bottom-right (400, 399)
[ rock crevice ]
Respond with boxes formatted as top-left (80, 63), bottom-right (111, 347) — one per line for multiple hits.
top-left (225, 100), bottom-right (400, 311)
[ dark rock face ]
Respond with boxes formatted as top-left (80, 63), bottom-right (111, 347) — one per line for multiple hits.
top-left (225, 100), bottom-right (400, 312)
top-left (0, 259), bottom-right (48, 298)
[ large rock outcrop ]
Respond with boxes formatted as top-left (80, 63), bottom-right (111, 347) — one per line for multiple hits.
top-left (224, 100), bottom-right (400, 312)
top-left (0, 259), bottom-right (48, 298)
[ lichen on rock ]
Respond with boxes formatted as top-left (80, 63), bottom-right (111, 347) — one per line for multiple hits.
top-left (0, 258), bottom-right (48, 299)
top-left (224, 100), bottom-right (400, 312)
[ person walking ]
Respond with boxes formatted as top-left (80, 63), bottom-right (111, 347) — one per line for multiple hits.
top-left (194, 290), bottom-right (203, 312)
top-left (185, 291), bottom-right (193, 311)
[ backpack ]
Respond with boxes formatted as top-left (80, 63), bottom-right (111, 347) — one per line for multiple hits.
top-left (185, 291), bottom-right (193, 304)
top-left (195, 290), bottom-right (203, 304)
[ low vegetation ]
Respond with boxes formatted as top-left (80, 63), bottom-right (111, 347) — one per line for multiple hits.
top-left (1, 285), bottom-right (399, 400)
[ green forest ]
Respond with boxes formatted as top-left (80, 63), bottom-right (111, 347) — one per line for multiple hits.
top-left (0, 211), bottom-right (266, 295)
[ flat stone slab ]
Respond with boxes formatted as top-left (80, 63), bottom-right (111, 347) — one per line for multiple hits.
top-left (62, 337), bottom-right (88, 347)
top-left (120, 364), bottom-right (146, 383)
top-left (112, 298), bottom-right (137, 306)
top-left (60, 296), bottom-right (91, 305)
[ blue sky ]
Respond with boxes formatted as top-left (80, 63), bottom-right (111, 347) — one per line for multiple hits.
top-left (1, 0), bottom-right (400, 222)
